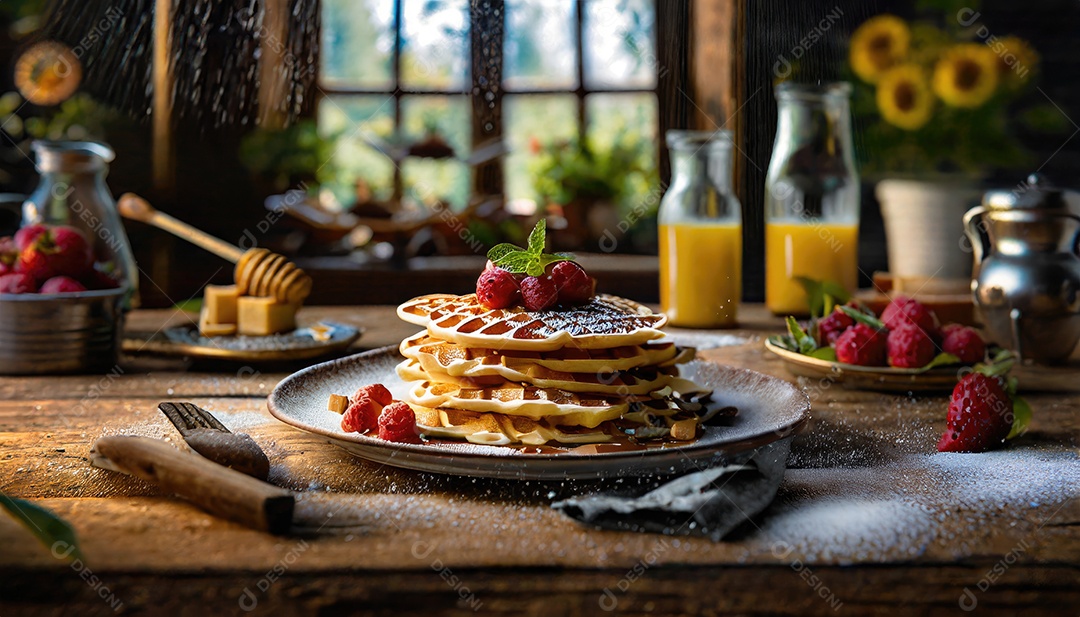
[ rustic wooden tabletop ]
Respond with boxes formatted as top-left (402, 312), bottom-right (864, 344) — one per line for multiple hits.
top-left (1, 305), bottom-right (1077, 616)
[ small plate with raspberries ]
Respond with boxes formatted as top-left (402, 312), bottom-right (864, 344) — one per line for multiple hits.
top-left (765, 295), bottom-right (995, 393)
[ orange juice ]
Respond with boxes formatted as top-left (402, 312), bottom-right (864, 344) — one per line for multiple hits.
top-left (659, 222), bottom-right (742, 328)
top-left (765, 221), bottom-right (859, 315)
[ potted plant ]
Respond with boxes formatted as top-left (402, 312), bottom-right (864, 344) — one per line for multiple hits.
top-left (530, 132), bottom-right (655, 251)
top-left (849, 2), bottom-right (1061, 279)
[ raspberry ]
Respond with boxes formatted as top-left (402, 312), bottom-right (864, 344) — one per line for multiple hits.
top-left (549, 261), bottom-right (595, 306)
top-left (475, 267), bottom-right (520, 309)
top-left (817, 308), bottom-right (854, 345)
top-left (519, 275), bottom-right (558, 311)
top-left (341, 396), bottom-right (381, 433)
top-left (887, 322), bottom-right (937, 368)
top-left (377, 401), bottom-right (421, 443)
top-left (938, 373), bottom-right (1013, 452)
top-left (39, 276), bottom-right (87, 294)
top-left (354, 383), bottom-right (393, 407)
top-left (941, 326), bottom-right (986, 364)
top-left (0, 272), bottom-right (36, 294)
top-left (834, 323), bottom-right (887, 366)
top-left (881, 295), bottom-right (938, 336)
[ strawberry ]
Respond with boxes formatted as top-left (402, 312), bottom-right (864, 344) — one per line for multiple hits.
top-left (549, 261), bottom-right (594, 306)
top-left (377, 401), bottom-right (421, 443)
top-left (18, 225), bottom-right (93, 282)
top-left (0, 237), bottom-right (18, 275)
top-left (14, 224), bottom-right (48, 251)
top-left (520, 275), bottom-right (558, 311)
top-left (881, 295), bottom-right (938, 336)
top-left (341, 396), bottom-right (381, 434)
top-left (817, 307), bottom-right (855, 345)
top-left (834, 323), bottom-right (887, 366)
top-left (40, 276), bottom-right (87, 294)
top-left (354, 383), bottom-right (393, 407)
top-left (0, 272), bottom-right (36, 294)
top-left (887, 322), bottom-right (937, 368)
top-left (941, 325), bottom-right (986, 364)
top-left (476, 267), bottom-right (520, 310)
top-left (938, 372), bottom-right (1013, 452)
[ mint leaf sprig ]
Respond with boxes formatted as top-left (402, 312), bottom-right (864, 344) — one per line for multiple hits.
top-left (486, 220), bottom-right (575, 277)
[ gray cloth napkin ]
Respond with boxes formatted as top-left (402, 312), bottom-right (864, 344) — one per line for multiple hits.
top-left (552, 439), bottom-right (789, 541)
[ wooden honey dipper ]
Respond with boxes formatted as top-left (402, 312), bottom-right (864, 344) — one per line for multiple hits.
top-left (117, 193), bottom-right (312, 304)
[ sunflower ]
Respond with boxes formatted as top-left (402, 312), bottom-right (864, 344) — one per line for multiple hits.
top-left (876, 65), bottom-right (934, 130)
top-left (932, 44), bottom-right (999, 108)
top-left (993, 37), bottom-right (1038, 89)
top-left (850, 15), bottom-right (911, 84)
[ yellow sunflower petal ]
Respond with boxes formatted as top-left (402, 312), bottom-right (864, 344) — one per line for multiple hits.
top-left (992, 36), bottom-right (1038, 89)
top-left (932, 44), bottom-right (999, 108)
top-left (850, 15), bottom-right (911, 84)
top-left (876, 65), bottom-right (934, 131)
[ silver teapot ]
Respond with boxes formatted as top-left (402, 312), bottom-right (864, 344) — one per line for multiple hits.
top-left (964, 174), bottom-right (1080, 364)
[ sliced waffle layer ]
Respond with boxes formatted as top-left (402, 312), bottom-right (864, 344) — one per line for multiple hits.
top-left (397, 293), bottom-right (667, 351)
top-left (399, 332), bottom-right (685, 373)
top-left (413, 406), bottom-right (614, 446)
top-left (397, 358), bottom-right (681, 396)
top-left (406, 380), bottom-right (627, 428)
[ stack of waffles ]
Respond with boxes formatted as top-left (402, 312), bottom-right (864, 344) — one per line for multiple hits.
top-left (395, 293), bottom-right (712, 446)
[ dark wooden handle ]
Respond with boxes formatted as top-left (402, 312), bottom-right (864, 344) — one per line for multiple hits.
top-left (92, 436), bottom-right (294, 534)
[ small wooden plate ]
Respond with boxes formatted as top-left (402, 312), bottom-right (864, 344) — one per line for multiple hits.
top-left (124, 321), bottom-right (362, 363)
top-left (763, 339), bottom-right (964, 393)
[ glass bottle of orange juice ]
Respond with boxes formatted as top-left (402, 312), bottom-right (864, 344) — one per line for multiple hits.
top-left (765, 82), bottom-right (860, 315)
top-left (659, 130), bottom-right (742, 328)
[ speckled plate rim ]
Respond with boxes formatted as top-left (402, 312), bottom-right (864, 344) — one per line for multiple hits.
top-left (123, 322), bottom-right (362, 362)
top-left (763, 339), bottom-right (964, 391)
top-left (266, 346), bottom-right (811, 480)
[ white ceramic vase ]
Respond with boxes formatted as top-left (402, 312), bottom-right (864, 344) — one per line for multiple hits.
top-left (876, 179), bottom-right (983, 280)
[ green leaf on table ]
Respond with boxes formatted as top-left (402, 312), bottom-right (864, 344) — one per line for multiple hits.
top-left (785, 316), bottom-right (817, 354)
top-left (839, 305), bottom-right (886, 330)
top-left (794, 277), bottom-right (852, 319)
top-left (807, 346), bottom-right (838, 361)
top-left (917, 352), bottom-right (961, 372)
top-left (0, 493), bottom-right (83, 562)
top-left (1007, 396), bottom-right (1032, 440)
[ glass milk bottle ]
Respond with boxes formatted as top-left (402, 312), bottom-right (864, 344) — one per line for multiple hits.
top-left (659, 130), bottom-right (742, 328)
top-left (764, 82), bottom-right (859, 315)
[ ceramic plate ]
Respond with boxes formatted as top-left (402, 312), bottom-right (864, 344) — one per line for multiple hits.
top-left (267, 347), bottom-right (811, 480)
top-left (764, 339), bottom-right (963, 392)
top-left (124, 321), bottom-right (362, 362)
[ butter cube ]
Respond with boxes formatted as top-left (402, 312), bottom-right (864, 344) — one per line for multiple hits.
top-left (236, 296), bottom-right (297, 336)
top-left (204, 284), bottom-right (239, 324)
top-left (199, 306), bottom-right (237, 337)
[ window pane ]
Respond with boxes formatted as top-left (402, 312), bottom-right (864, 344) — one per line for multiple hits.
top-left (583, 0), bottom-right (657, 89)
top-left (401, 96), bottom-right (471, 209)
top-left (586, 93), bottom-right (658, 207)
top-left (321, 0), bottom-right (396, 89)
top-left (503, 95), bottom-right (578, 208)
top-left (318, 95), bottom-right (396, 205)
top-left (401, 0), bottom-right (470, 91)
top-left (504, 0), bottom-right (576, 90)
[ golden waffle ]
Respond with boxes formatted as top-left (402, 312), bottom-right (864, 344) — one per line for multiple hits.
top-left (397, 293), bottom-right (667, 351)
top-left (396, 358), bottom-right (682, 396)
top-left (399, 332), bottom-right (685, 373)
top-left (235, 248), bottom-right (313, 303)
top-left (413, 406), bottom-right (613, 446)
top-left (406, 380), bottom-right (627, 428)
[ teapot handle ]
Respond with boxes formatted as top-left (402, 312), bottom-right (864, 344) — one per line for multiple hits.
top-left (963, 206), bottom-right (990, 266)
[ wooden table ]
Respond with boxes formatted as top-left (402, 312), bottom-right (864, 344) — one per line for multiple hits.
top-left (1, 306), bottom-right (1078, 616)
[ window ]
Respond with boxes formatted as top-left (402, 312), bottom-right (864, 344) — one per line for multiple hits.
top-left (318, 0), bottom-right (658, 214)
